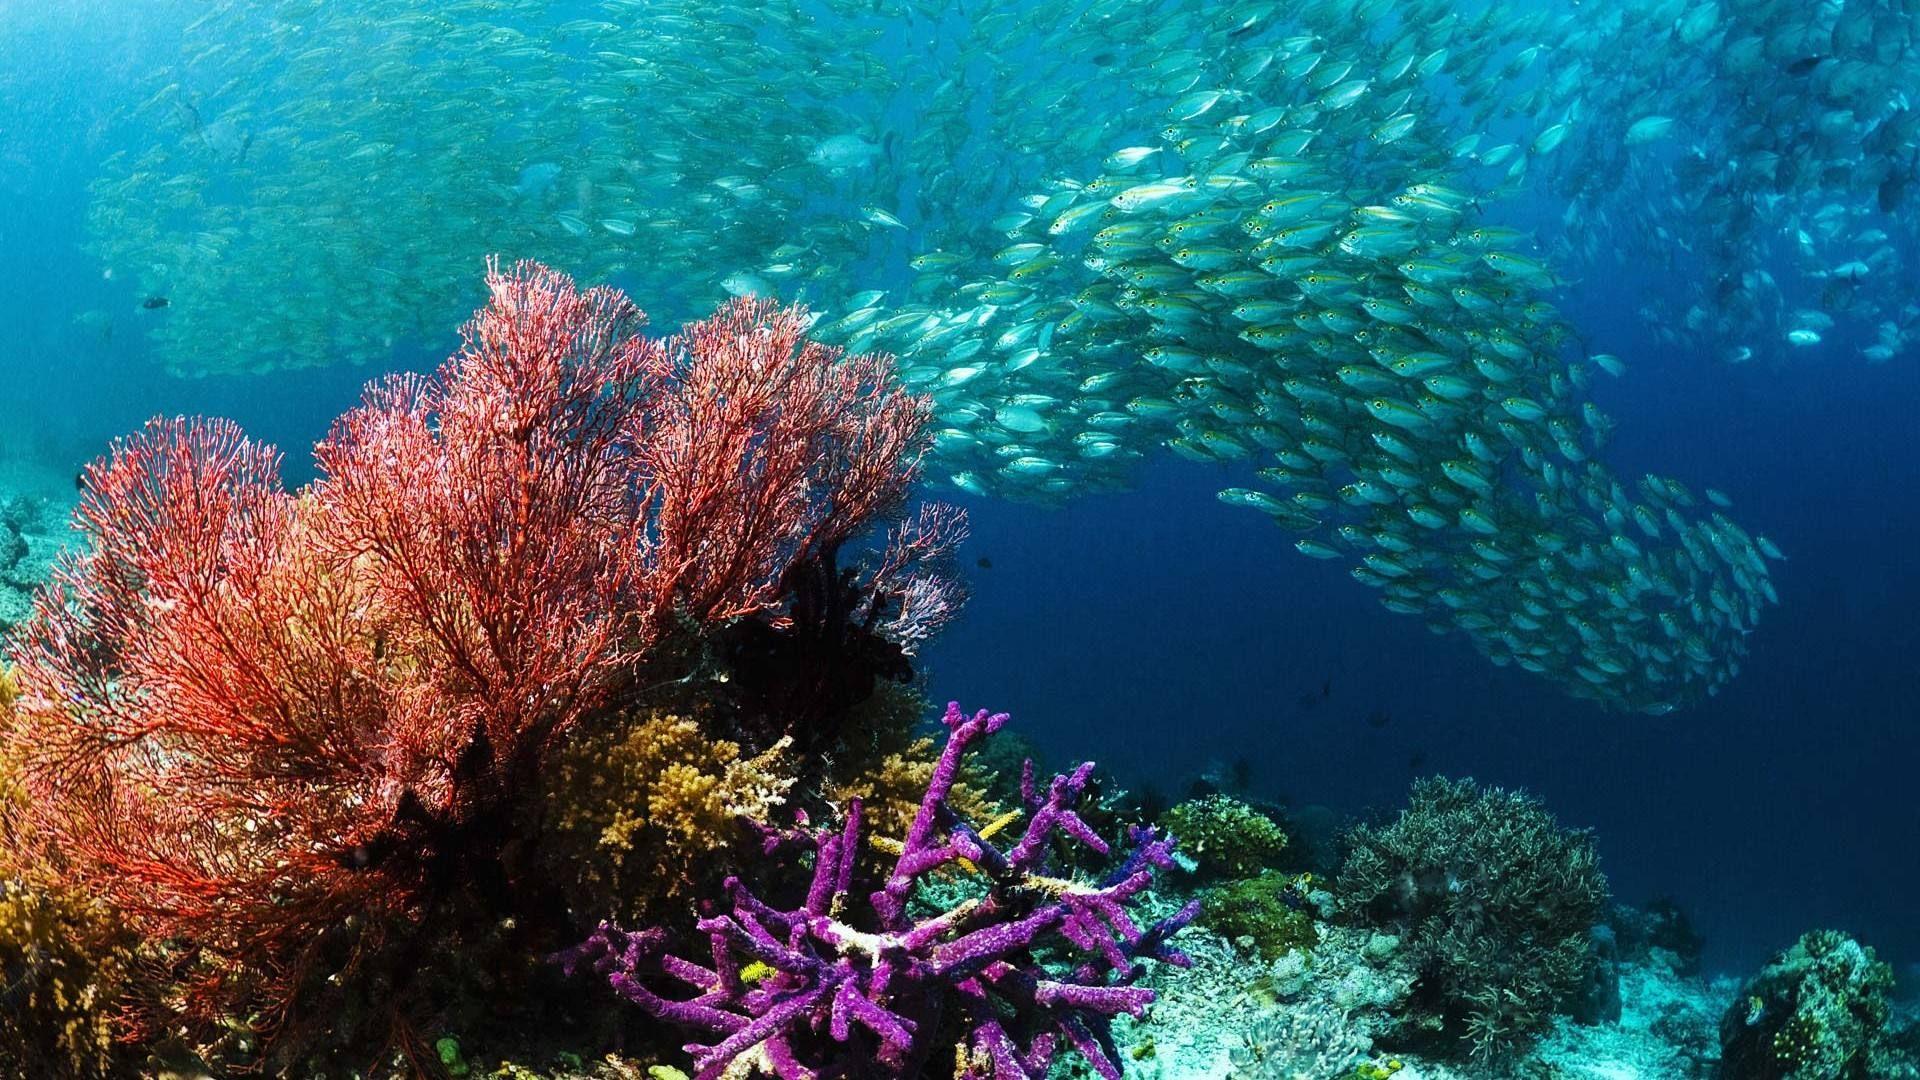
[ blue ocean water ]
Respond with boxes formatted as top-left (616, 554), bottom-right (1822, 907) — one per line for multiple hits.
top-left (2, 0), bottom-right (1916, 1011)
top-left (925, 295), bottom-right (1920, 978)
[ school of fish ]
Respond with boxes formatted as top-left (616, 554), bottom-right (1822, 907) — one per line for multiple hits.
top-left (84, 0), bottom-right (1905, 712)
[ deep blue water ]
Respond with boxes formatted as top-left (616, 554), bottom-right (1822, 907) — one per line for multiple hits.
top-left (925, 278), bottom-right (1920, 979)
top-left (4, 0), bottom-right (1916, 989)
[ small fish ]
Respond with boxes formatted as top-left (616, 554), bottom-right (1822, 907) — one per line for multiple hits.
top-left (809, 132), bottom-right (884, 171)
top-left (141, 296), bottom-right (170, 309)
top-left (861, 205), bottom-right (907, 230)
top-left (1169, 89), bottom-right (1233, 121)
top-left (720, 271), bottom-right (771, 298)
top-left (1624, 116), bottom-right (1675, 145)
top-left (1102, 146), bottom-right (1161, 171)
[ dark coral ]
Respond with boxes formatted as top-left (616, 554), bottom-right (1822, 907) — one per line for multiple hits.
top-left (1335, 776), bottom-right (1608, 1065)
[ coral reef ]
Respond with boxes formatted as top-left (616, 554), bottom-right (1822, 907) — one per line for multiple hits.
top-left (1116, 895), bottom-right (1750, 1080)
top-left (1159, 795), bottom-right (1291, 883)
top-left (0, 260), bottom-right (957, 1063)
top-left (0, 490), bottom-right (66, 635)
top-left (1335, 776), bottom-right (1609, 1065)
top-left (1113, 911), bottom-right (1421, 1080)
top-left (556, 703), bottom-right (1200, 1080)
top-left (1719, 929), bottom-right (1918, 1080)
top-left (1534, 942), bottom-right (1730, 1080)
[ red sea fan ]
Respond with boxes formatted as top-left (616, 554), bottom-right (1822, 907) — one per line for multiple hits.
top-left (639, 295), bottom-right (934, 628)
top-left (0, 259), bottom-right (956, 1046)
top-left (3, 416), bottom-right (386, 1034)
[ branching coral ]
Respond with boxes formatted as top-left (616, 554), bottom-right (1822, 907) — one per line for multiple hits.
top-left (1335, 776), bottom-right (1607, 1065)
top-left (821, 682), bottom-right (1000, 849)
top-left (556, 703), bottom-right (1200, 1080)
top-left (0, 259), bottom-right (957, 1056)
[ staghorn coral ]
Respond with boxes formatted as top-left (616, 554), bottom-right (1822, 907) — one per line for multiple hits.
top-left (0, 260), bottom-right (957, 1063)
top-left (541, 707), bottom-right (796, 923)
top-left (1335, 776), bottom-right (1607, 1066)
top-left (1719, 929), bottom-right (1918, 1080)
top-left (556, 703), bottom-right (1200, 1080)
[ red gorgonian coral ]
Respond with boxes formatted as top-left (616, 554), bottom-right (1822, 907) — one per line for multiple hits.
top-left (0, 259), bottom-right (961, 1045)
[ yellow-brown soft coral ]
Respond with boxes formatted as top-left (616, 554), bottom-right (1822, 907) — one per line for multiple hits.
top-left (0, 666), bottom-right (134, 1077)
top-left (0, 880), bottom-right (133, 1077)
top-left (541, 706), bottom-right (795, 922)
top-left (821, 684), bottom-right (999, 848)
top-left (537, 685), bottom-right (1001, 927)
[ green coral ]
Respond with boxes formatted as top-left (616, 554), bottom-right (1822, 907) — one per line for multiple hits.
top-left (1719, 929), bottom-right (1918, 1080)
top-left (1160, 794), bottom-right (1290, 882)
top-left (1199, 871), bottom-right (1320, 961)
top-left (438, 1036), bottom-right (474, 1077)
top-left (1771, 1013), bottom-right (1828, 1071)
top-left (1335, 776), bottom-right (1608, 1065)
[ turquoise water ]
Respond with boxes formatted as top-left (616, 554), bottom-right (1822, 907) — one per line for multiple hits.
top-left (1, 1), bottom-right (1916, 1077)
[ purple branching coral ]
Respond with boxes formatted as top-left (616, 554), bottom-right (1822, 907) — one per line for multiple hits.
top-left (555, 702), bottom-right (1200, 1079)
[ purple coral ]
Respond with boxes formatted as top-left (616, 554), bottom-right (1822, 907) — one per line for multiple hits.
top-left (555, 702), bottom-right (1199, 1079)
